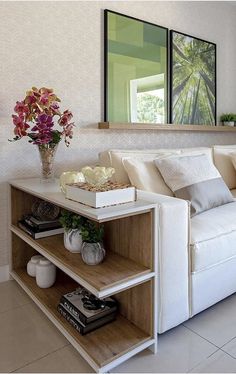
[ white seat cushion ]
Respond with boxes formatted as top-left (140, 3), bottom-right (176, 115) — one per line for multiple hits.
top-left (191, 201), bottom-right (236, 272)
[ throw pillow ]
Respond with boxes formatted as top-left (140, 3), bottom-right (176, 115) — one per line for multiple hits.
top-left (155, 154), bottom-right (233, 216)
top-left (122, 158), bottom-right (173, 196)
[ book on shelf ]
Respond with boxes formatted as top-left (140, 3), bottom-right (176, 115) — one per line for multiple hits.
top-left (57, 303), bottom-right (116, 335)
top-left (18, 220), bottom-right (64, 239)
top-left (24, 215), bottom-right (61, 230)
top-left (60, 288), bottom-right (118, 325)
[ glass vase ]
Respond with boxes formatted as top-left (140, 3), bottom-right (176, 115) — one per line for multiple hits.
top-left (38, 143), bottom-right (58, 182)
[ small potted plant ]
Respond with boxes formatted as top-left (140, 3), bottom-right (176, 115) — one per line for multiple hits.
top-left (80, 221), bottom-right (105, 265)
top-left (220, 113), bottom-right (236, 127)
top-left (59, 210), bottom-right (86, 253)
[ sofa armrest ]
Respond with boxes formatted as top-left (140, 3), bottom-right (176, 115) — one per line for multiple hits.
top-left (137, 190), bottom-right (190, 333)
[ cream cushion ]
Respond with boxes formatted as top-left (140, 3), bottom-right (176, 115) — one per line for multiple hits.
top-left (230, 152), bottom-right (236, 173)
top-left (122, 158), bottom-right (173, 196)
top-left (106, 149), bottom-right (181, 183)
top-left (230, 188), bottom-right (236, 198)
top-left (191, 202), bottom-right (236, 272)
top-left (213, 145), bottom-right (236, 189)
top-left (99, 147), bottom-right (212, 186)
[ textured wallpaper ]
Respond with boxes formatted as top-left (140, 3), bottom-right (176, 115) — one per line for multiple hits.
top-left (0, 1), bottom-right (236, 267)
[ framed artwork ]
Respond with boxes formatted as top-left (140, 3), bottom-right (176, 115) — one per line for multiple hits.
top-left (170, 30), bottom-right (216, 125)
top-left (104, 10), bottom-right (168, 124)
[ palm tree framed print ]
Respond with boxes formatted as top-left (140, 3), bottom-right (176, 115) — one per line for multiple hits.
top-left (170, 30), bottom-right (216, 125)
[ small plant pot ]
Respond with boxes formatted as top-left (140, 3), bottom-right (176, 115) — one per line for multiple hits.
top-left (81, 242), bottom-right (105, 265)
top-left (64, 229), bottom-right (82, 253)
top-left (223, 121), bottom-right (235, 127)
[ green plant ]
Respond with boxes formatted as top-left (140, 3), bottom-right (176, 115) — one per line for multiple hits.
top-left (59, 210), bottom-right (87, 232)
top-left (80, 221), bottom-right (104, 243)
top-left (220, 113), bottom-right (236, 122)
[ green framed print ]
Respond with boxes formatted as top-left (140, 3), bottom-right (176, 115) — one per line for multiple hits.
top-left (170, 30), bottom-right (216, 125)
top-left (104, 10), bottom-right (168, 124)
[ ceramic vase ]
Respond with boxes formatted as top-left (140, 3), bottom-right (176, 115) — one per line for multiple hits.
top-left (64, 229), bottom-right (83, 253)
top-left (81, 242), bottom-right (105, 265)
top-left (27, 255), bottom-right (44, 277)
top-left (223, 121), bottom-right (235, 127)
top-left (36, 258), bottom-right (56, 288)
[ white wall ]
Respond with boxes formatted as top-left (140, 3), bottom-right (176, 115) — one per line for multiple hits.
top-left (0, 1), bottom-right (236, 268)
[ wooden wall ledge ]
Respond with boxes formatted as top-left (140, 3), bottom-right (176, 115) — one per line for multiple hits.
top-left (98, 122), bottom-right (236, 132)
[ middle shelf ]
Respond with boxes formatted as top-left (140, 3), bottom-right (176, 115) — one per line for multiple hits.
top-left (11, 225), bottom-right (155, 298)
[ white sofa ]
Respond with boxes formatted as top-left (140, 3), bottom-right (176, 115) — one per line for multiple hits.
top-left (99, 145), bottom-right (236, 333)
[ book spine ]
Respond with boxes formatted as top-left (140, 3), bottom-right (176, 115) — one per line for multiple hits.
top-left (57, 304), bottom-right (85, 335)
top-left (23, 218), bottom-right (61, 232)
top-left (60, 296), bottom-right (87, 324)
top-left (58, 304), bottom-right (116, 335)
top-left (18, 222), bottom-right (36, 239)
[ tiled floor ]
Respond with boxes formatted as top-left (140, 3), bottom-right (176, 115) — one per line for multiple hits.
top-left (1, 281), bottom-right (236, 373)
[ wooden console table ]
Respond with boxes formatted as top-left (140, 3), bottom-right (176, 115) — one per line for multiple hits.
top-left (9, 178), bottom-right (158, 373)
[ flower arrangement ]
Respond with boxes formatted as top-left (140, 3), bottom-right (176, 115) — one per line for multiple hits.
top-left (11, 87), bottom-right (74, 146)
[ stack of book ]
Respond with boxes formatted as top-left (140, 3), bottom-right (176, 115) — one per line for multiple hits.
top-left (18, 215), bottom-right (64, 239)
top-left (57, 287), bottom-right (118, 335)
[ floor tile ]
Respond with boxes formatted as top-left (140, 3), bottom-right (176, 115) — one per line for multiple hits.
top-left (0, 302), bottom-right (68, 373)
top-left (0, 280), bottom-right (31, 313)
top-left (184, 294), bottom-right (236, 347)
top-left (14, 345), bottom-right (93, 373)
top-left (112, 325), bottom-right (217, 373)
top-left (221, 337), bottom-right (236, 359)
top-left (189, 349), bottom-right (236, 372)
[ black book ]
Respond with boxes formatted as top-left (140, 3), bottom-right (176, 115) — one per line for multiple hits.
top-left (24, 215), bottom-right (61, 230)
top-left (57, 303), bottom-right (116, 335)
top-left (60, 289), bottom-right (117, 325)
top-left (18, 220), bottom-right (64, 239)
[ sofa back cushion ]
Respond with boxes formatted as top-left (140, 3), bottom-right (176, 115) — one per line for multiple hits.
top-left (99, 147), bottom-right (212, 196)
top-left (155, 153), bottom-right (233, 216)
top-left (213, 145), bottom-right (236, 189)
top-left (99, 149), bottom-right (180, 184)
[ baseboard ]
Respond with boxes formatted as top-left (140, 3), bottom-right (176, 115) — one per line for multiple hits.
top-left (0, 265), bottom-right (10, 283)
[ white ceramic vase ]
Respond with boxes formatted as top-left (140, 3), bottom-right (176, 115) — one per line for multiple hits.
top-left (224, 121), bottom-right (235, 127)
top-left (27, 255), bottom-right (44, 277)
top-left (36, 258), bottom-right (56, 288)
top-left (81, 242), bottom-right (105, 265)
top-left (64, 229), bottom-right (82, 253)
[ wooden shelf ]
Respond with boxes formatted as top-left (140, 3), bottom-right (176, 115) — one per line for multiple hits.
top-left (98, 122), bottom-right (236, 132)
top-left (11, 268), bottom-right (153, 371)
top-left (11, 225), bottom-right (153, 298)
top-left (9, 181), bottom-right (158, 372)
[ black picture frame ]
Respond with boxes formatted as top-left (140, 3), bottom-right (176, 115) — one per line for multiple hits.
top-left (170, 30), bottom-right (217, 125)
top-left (104, 9), bottom-right (169, 123)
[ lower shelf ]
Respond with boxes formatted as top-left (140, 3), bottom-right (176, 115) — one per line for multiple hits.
top-left (11, 268), bottom-right (153, 371)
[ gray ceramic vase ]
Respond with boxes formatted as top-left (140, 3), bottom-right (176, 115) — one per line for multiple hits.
top-left (81, 242), bottom-right (105, 265)
top-left (64, 229), bottom-right (82, 253)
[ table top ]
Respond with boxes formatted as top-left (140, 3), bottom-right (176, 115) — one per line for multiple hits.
top-left (9, 178), bottom-right (156, 222)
